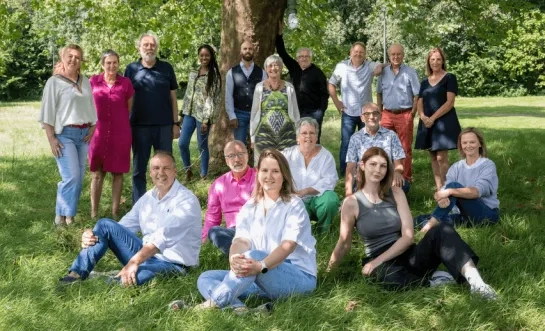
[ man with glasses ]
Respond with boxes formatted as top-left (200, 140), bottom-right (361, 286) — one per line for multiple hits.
top-left (203, 140), bottom-right (256, 254)
top-left (344, 103), bottom-right (406, 197)
top-left (377, 44), bottom-right (420, 193)
top-left (276, 22), bottom-right (329, 143)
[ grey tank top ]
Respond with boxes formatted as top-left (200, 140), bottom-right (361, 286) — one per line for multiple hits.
top-left (354, 191), bottom-right (401, 258)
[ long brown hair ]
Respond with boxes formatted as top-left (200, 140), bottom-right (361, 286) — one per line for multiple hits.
top-left (457, 127), bottom-right (488, 158)
top-left (252, 149), bottom-right (295, 202)
top-left (53, 44), bottom-right (84, 75)
top-left (357, 147), bottom-right (393, 198)
top-left (425, 47), bottom-right (447, 76)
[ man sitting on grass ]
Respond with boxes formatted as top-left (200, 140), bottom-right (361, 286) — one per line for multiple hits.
top-left (59, 151), bottom-right (202, 286)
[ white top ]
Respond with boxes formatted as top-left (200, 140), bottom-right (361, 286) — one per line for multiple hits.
top-left (234, 196), bottom-right (317, 276)
top-left (281, 145), bottom-right (338, 200)
top-left (119, 179), bottom-right (202, 267)
top-left (249, 81), bottom-right (300, 143)
top-left (38, 75), bottom-right (97, 134)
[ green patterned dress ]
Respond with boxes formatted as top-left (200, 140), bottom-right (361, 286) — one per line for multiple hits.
top-left (254, 87), bottom-right (296, 160)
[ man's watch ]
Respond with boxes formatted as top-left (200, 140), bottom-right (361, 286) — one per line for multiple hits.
top-left (259, 260), bottom-right (268, 274)
top-left (173, 121), bottom-right (181, 126)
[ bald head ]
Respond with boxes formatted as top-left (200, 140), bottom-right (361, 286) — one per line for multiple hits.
top-left (388, 43), bottom-right (405, 68)
top-left (240, 41), bottom-right (255, 62)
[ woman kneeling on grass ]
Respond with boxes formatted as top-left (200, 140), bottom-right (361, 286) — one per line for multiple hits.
top-left (415, 127), bottom-right (499, 233)
top-left (327, 147), bottom-right (497, 299)
top-left (192, 149), bottom-right (317, 313)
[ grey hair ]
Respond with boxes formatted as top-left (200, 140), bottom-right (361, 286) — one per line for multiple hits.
top-left (296, 117), bottom-right (320, 136)
top-left (224, 140), bottom-right (247, 152)
top-left (136, 32), bottom-right (159, 49)
top-left (100, 49), bottom-right (120, 65)
top-left (296, 47), bottom-right (313, 58)
top-left (264, 54), bottom-right (283, 68)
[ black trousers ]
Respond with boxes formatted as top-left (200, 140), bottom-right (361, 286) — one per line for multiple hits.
top-left (363, 223), bottom-right (479, 290)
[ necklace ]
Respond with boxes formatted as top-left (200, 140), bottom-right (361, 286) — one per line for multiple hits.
top-left (269, 80), bottom-right (281, 91)
top-left (362, 190), bottom-right (381, 212)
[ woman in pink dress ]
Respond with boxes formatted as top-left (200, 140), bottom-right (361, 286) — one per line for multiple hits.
top-left (89, 50), bottom-right (134, 218)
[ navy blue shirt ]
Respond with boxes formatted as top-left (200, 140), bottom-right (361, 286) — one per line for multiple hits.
top-left (124, 59), bottom-right (178, 126)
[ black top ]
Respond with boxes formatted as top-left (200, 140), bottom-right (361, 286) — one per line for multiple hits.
top-left (415, 73), bottom-right (461, 151)
top-left (124, 59), bottom-right (178, 126)
top-left (231, 64), bottom-right (263, 112)
top-left (275, 34), bottom-right (329, 112)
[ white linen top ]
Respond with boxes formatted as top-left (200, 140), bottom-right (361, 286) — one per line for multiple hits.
top-left (234, 196), bottom-right (317, 276)
top-left (249, 81), bottom-right (300, 143)
top-left (119, 179), bottom-right (202, 267)
top-left (281, 145), bottom-right (338, 200)
top-left (38, 75), bottom-right (97, 134)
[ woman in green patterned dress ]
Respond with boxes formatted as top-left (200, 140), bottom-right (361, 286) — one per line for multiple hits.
top-left (250, 55), bottom-right (300, 164)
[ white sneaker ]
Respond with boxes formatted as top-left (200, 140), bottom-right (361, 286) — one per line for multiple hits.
top-left (450, 205), bottom-right (460, 215)
top-left (471, 283), bottom-right (498, 300)
top-left (194, 299), bottom-right (219, 310)
top-left (429, 270), bottom-right (455, 287)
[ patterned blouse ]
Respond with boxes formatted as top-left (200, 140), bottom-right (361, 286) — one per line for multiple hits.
top-left (180, 68), bottom-right (221, 123)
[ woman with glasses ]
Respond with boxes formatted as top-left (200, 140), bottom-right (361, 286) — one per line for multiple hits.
top-left (415, 127), bottom-right (499, 233)
top-left (281, 117), bottom-right (339, 233)
top-left (250, 55), bottom-right (300, 164)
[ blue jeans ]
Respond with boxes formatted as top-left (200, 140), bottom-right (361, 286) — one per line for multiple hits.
top-left (69, 218), bottom-right (185, 285)
top-left (300, 108), bottom-right (325, 144)
top-left (55, 126), bottom-right (89, 216)
top-left (414, 182), bottom-right (500, 228)
top-left (233, 110), bottom-right (251, 143)
top-left (131, 125), bottom-right (173, 203)
top-left (197, 250), bottom-right (316, 309)
top-left (178, 115), bottom-right (209, 177)
top-left (208, 226), bottom-right (236, 255)
top-left (340, 112), bottom-right (364, 175)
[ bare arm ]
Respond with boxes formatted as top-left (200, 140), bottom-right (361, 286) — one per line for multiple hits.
top-left (344, 162), bottom-right (357, 196)
top-left (44, 123), bottom-right (63, 157)
top-left (411, 96), bottom-right (418, 117)
top-left (430, 92), bottom-right (455, 121)
top-left (328, 197), bottom-right (357, 269)
top-left (377, 93), bottom-right (383, 111)
top-left (170, 90), bottom-right (180, 139)
top-left (435, 186), bottom-right (479, 200)
top-left (392, 159), bottom-right (405, 188)
top-left (328, 83), bottom-right (344, 113)
top-left (115, 243), bottom-right (160, 286)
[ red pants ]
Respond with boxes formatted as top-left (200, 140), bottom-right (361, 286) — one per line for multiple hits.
top-left (381, 110), bottom-right (413, 182)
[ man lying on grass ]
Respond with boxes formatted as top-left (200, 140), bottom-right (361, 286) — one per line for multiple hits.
top-left (60, 151), bottom-right (202, 286)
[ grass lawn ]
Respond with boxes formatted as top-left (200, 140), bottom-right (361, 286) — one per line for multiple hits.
top-left (1, 96), bottom-right (545, 330)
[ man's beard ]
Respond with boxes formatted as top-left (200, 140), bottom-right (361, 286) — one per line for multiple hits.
top-left (141, 52), bottom-right (156, 62)
top-left (242, 53), bottom-right (253, 61)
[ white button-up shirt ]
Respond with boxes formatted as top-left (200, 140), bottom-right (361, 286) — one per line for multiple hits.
top-left (119, 179), bottom-right (202, 267)
top-left (282, 145), bottom-right (338, 200)
top-left (234, 197), bottom-right (317, 276)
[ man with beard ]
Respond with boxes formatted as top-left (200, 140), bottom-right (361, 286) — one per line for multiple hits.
top-left (124, 32), bottom-right (179, 203)
top-left (202, 141), bottom-right (256, 254)
top-left (225, 41), bottom-right (267, 144)
top-left (344, 103), bottom-right (406, 197)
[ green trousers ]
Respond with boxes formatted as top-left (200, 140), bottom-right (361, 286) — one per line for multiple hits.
top-left (304, 190), bottom-right (340, 234)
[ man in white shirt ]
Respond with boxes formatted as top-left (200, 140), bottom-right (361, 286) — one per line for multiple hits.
top-left (60, 151), bottom-right (202, 286)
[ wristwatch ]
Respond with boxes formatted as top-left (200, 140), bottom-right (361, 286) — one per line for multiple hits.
top-left (260, 260), bottom-right (268, 274)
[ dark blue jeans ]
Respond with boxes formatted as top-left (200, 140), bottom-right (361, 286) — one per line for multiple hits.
top-left (178, 115), bottom-right (209, 177)
top-left (131, 125), bottom-right (173, 203)
top-left (233, 110), bottom-right (251, 143)
top-left (208, 226), bottom-right (236, 255)
top-left (414, 182), bottom-right (499, 228)
top-left (69, 218), bottom-right (185, 285)
top-left (300, 108), bottom-right (325, 144)
top-left (340, 112), bottom-right (364, 175)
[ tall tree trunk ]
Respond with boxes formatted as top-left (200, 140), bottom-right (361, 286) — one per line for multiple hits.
top-left (208, 0), bottom-right (287, 175)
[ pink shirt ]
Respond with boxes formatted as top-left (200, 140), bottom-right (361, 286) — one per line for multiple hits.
top-left (202, 167), bottom-right (256, 241)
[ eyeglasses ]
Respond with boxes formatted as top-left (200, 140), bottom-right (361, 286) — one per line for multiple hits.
top-left (297, 55), bottom-right (310, 59)
top-left (362, 111), bottom-right (381, 118)
top-left (225, 152), bottom-right (247, 159)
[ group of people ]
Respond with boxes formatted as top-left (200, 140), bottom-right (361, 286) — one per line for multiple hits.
top-left (39, 28), bottom-right (501, 312)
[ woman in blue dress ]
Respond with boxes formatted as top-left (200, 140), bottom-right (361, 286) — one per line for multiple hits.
top-left (415, 47), bottom-right (461, 191)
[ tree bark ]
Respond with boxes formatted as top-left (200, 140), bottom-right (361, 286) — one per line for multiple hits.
top-left (208, 0), bottom-right (287, 174)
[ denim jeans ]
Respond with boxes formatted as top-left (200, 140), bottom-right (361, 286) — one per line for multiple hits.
top-left (208, 226), bottom-right (236, 255)
top-left (178, 115), bottom-right (209, 177)
top-left (131, 125), bottom-right (173, 203)
top-left (69, 218), bottom-right (185, 285)
top-left (197, 250), bottom-right (316, 308)
top-left (414, 182), bottom-right (500, 228)
top-left (340, 112), bottom-right (364, 175)
top-left (55, 126), bottom-right (89, 216)
top-left (233, 110), bottom-right (251, 143)
top-left (300, 108), bottom-right (325, 144)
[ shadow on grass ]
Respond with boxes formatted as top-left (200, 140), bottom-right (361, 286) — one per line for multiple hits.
top-left (457, 105), bottom-right (545, 117)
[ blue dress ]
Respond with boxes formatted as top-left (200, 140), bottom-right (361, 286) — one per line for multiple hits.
top-left (414, 73), bottom-right (461, 151)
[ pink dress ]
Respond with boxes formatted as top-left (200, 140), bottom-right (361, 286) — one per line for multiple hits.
top-left (88, 74), bottom-right (134, 173)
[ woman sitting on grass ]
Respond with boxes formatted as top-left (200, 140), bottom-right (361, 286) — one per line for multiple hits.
top-left (327, 147), bottom-right (497, 299)
top-left (191, 148), bottom-right (317, 313)
top-left (415, 127), bottom-right (499, 233)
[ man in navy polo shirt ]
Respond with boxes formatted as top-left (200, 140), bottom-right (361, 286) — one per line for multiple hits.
top-left (125, 32), bottom-right (180, 203)
top-left (225, 41), bottom-right (267, 144)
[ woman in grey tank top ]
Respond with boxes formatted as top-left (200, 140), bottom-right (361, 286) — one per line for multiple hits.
top-left (327, 147), bottom-right (498, 299)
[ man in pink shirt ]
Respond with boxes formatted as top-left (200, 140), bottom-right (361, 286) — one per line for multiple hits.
top-left (203, 140), bottom-right (256, 254)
